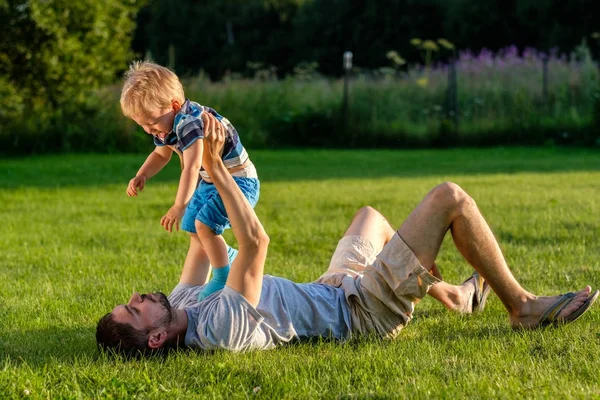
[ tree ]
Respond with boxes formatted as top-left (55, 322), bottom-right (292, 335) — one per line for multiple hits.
top-left (135, 0), bottom-right (302, 79)
top-left (0, 0), bottom-right (145, 115)
top-left (292, 0), bottom-right (446, 76)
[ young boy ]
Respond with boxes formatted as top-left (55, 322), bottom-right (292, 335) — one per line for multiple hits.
top-left (120, 61), bottom-right (260, 300)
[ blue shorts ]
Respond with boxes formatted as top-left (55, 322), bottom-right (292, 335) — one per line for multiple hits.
top-left (181, 177), bottom-right (260, 235)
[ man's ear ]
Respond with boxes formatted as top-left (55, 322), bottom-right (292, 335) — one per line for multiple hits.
top-left (148, 329), bottom-right (168, 349)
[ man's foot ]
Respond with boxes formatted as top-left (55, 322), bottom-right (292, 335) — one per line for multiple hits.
top-left (510, 286), bottom-right (598, 329)
top-left (453, 272), bottom-right (491, 314)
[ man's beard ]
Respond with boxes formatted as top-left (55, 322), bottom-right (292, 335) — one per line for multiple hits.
top-left (143, 292), bottom-right (175, 326)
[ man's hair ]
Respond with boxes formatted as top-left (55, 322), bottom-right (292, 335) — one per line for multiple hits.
top-left (120, 60), bottom-right (185, 118)
top-left (96, 312), bottom-right (152, 357)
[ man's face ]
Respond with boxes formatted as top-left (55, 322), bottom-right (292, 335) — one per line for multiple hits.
top-left (112, 292), bottom-right (174, 332)
top-left (132, 106), bottom-right (176, 142)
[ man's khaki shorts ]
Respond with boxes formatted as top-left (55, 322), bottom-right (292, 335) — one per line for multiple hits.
top-left (316, 233), bottom-right (440, 339)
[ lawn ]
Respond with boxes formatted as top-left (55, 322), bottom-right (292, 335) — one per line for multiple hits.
top-left (1, 147), bottom-right (599, 399)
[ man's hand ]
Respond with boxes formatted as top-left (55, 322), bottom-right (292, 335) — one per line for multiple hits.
top-left (127, 175), bottom-right (147, 197)
top-left (160, 204), bottom-right (186, 232)
top-left (201, 112), bottom-right (226, 168)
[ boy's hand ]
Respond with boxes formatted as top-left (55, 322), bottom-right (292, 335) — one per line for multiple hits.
top-left (160, 204), bottom-right (186, 232)
top-left (127, 175), bottom-right (147, 197)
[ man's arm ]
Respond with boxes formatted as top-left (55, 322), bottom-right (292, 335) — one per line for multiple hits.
top-left (201, 113), bottom-right (269, 307)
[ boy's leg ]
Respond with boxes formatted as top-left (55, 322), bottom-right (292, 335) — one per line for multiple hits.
top-left (178, 233), bottom-right (211, 286)
top-left (192, 177), bottom-right (258, 300)
top-left (397, 182), bottom-right (595, 328)
top-left (196, 221), bottom-right (230, 300)
top-left (196, 221), bottom-right (229, 268)
top-left (194, 176), bottom-right (258, 272)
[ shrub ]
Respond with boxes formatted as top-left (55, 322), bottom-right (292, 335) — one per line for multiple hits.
top-left (2, 44), bottom-right (599, 154)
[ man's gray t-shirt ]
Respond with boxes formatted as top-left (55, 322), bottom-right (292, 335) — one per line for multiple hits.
top-left (168, 275), bottom-right (352, 352)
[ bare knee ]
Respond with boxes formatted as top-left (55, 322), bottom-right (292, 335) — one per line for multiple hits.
top-left (429, 182), bottom-right (476, 218)
top-left (188, 232), bottom-right (205, 250)
top-left (194, 221), bottom-right (216, 239)
top-left (353, 206), bottom-right (391, 230)
top-left (353, 206), bottom-right (382, 221)
top-left (348, 206), bottom-right (394, 244)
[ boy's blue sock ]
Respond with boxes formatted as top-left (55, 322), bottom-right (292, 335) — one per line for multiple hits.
top-left (198, 264), bottom-right (230, 301)
top-left (227, 245), bottom-right (238, 264)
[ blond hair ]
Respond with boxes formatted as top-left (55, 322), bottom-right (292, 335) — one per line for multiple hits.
top-left (120, 61), bottom-right (185, 118)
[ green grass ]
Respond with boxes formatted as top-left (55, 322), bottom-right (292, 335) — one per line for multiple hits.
top-left (1, 147), bottom-right (599, 399)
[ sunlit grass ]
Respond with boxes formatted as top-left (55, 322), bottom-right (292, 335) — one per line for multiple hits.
top-left (1, 148), bottom-right (599, 398)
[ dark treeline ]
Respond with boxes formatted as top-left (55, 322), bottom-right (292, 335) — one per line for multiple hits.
top-left (132, 0), bottom-right (599, 79)
top-left (1, 0), bottom-right (599, 155)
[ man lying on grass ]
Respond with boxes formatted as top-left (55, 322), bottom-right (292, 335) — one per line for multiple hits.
top-left (96, 113), bottom-right (599, 356)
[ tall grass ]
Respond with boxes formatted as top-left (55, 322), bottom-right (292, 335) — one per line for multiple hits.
top-left (2, 44), bottom-right (599, 155)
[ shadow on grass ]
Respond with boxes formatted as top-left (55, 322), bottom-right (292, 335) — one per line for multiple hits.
top-left (1, 147), bottom-right (600, 189)
top-left (0, 319), bottom-right (567, 369)
top-left (1, 326), bottom-right (97, 367)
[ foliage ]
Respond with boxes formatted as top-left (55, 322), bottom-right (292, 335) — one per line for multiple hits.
top-left (0, 75), bottom-right (24, 125)
top-left (135, 0), bottom-right (302, 79)
top-left (129, 0), bottom-right (599, 79)
top-left (292, 0), bottom-right (447, 76)
top-left (2, 42), bottom-right (600, 155)
top-left (409, 37), bottom-right (455, 87)
top-left (3, 0), bottom-right (600, 154)
top-left (0, 0), bottom-right (146, 152)
top-left (386, 51), bottom-right (406, 69)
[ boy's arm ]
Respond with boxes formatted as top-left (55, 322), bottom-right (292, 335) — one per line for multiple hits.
top-left (127, 146), bottom-right (172, 196)
top-left (160, 139), bottom-right (204, 232)
top-left (201, 113), bottom-right (268, 307)
top-left (175, 139), bottom-right (204, 207)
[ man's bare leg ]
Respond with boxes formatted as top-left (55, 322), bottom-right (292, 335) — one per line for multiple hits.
top-left (341, 206), bottom-right (393, 249)
top-left (343, 206), bottom-right (478, 313)
top-left (397, 182), bottom-right (593, 328)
